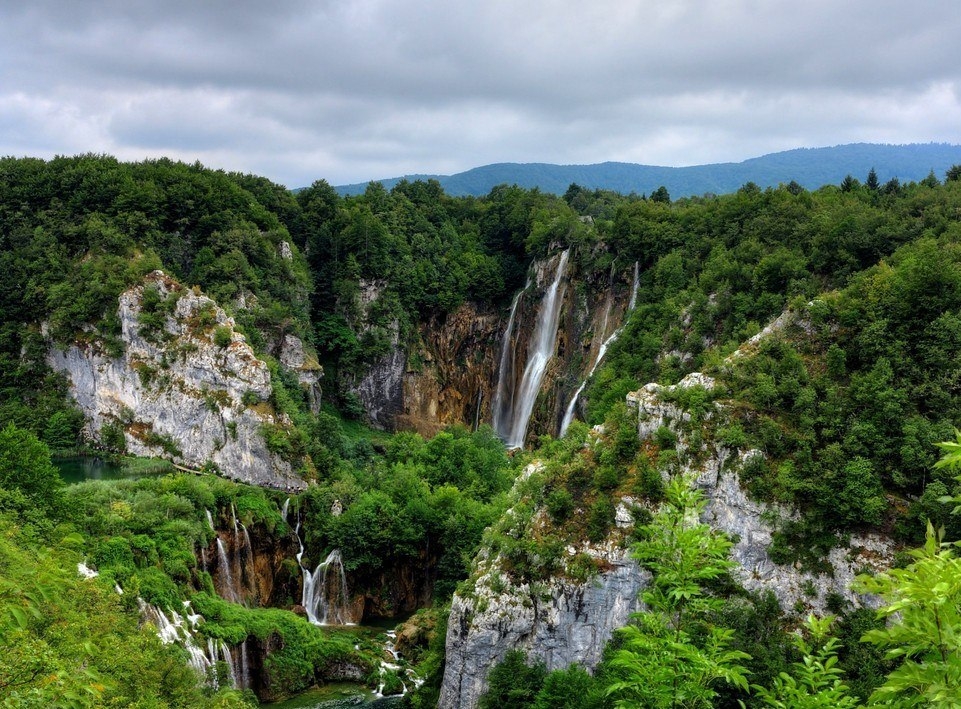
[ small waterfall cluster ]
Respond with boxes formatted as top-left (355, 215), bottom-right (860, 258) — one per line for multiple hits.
top-left (206, 505), bottom-right (258, 605)
top-left (493, 250), bottom-right (571, 448)
top-left (139, 599), bottom-right (251, 690)
top-left (285, 499), bottom-right (355, 625)
top-left (375, 630), bottom-right (423, 698)
top-left (559, 261), bottom-right (640, 437)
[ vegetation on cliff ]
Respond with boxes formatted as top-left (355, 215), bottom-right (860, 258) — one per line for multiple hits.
top-left (3, 154), bottom-right (961, 705)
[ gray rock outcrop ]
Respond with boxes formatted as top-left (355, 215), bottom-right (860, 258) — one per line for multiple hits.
top-left (278, 333), bottom-right (323, 414)
top-left (439, 542), bottom-right (647, 709)
top-left (47, 271), bottom-right (305, 490)
top-left (438, 462), bottom-right (648, 709)
top-left (345, 280), bottom-right (406, 429)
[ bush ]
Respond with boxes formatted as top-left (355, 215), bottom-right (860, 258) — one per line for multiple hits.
top-left (586, 495), bottom-right (615, 542)
top-left (545, 488), bottom-right (574, 524)
top-left (479, 650), bottom-right (546, 709)
top-left (213, 325), bottom-right (233, 348)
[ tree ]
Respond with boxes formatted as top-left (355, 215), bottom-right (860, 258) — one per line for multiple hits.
top-left (753, 615), bottom-right (858, 708)
top-left (946, 165), bottom-right (961, 183)
top-left (840, 175), bottom-right (860, 192)
top-left (0, 424), bottom-right (65, 515)
top-left (532, 665), bottom-right (604, 709)
top-left (650, 185), bottom-right (671, 204)
top-left (856, 522), bottom-right (961, 706)
top-left (479, 650), bottom-right (546, 709)
top-left (606, 476), bottom-right (750, 708)
top-left (851, 433), bottom-right (961, 706)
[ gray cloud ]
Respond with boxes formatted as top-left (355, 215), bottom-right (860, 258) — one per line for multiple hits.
top-left (1, 0), bottom-right (960, 186)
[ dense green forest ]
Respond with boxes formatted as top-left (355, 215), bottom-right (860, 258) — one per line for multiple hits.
top-left (2, 154), bottom-right (961, 706)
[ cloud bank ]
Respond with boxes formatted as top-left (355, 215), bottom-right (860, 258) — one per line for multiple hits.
top-left (2, 0), bottom-right (959, 186)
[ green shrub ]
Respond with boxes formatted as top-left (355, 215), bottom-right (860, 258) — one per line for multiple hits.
top-left (586, 495), bottom-right (615, 542)
top-left (546, 488), bottom-right (574, 524)
top-left (213, 325), bottom-right (233, 348)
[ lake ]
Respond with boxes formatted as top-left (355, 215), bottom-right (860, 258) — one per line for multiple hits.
top-left (54, 456), bottom-right (131, 484)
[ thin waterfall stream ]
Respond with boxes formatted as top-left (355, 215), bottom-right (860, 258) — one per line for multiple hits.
top-left (559, 261), bottom-right (640, 437)
top-left (288, 503), bottom-right (355, 626)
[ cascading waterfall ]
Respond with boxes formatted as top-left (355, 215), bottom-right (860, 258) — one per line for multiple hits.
top-left (375, 630), bottom-right (423, 698)
top-left (139, 600), bottom-right (238, 688)
top-left (301, 549), bottom-right (353, 625)
top-left (559, 261), bottom-right (641, 437)
top-left (290, 507), bottom-right (354, 625)
top-left (494, 250), bottom-right (570, 449)
top-left (558, 328), bottom-right (620, 436)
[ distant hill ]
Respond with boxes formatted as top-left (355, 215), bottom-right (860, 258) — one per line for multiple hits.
top-left (332, 143), bottom-right (961, 198)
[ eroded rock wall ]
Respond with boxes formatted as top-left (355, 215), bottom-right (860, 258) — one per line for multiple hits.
top-left (47, 271), bottom-right (305, 490)
top-left (439, 541), bottom-right (646, 709)
top-left (441, 333), bottom-right (895, 708)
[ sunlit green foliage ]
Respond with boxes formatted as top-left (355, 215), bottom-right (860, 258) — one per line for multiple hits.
top-left (606, 477), bottom-right (750, 708)
top-left (752, 615), bottom-right (858, 708)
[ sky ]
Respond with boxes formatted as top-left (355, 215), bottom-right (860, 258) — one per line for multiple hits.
top-left (2, 0), bottom-right (960, 188)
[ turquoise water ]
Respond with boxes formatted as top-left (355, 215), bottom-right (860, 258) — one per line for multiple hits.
top-left (54, 456), bottom-right (130, 485)
top-left (262, 684), bottom-right (403, 708)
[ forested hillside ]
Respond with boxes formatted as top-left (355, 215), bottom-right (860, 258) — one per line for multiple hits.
top-left (2, 154), bottom-right (961, 707)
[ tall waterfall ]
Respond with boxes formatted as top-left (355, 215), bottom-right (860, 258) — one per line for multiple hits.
top-left (559, 261), bottom-right (641, 437)
top-left (215, 538), bottom-right (239, 603)
top-left (493, 250), bottom-right (570, 449)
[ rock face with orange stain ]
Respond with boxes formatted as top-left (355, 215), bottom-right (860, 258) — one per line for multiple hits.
top-left (47, 270), bottom-right (306, 490)
top-left (356, 252), bottom-right (639, 442)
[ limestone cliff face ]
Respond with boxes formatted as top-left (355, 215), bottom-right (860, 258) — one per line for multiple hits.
top-left (277, 334), bottom-right (324, 415)
top-left (627, 372), bottom-right (893, 614)
top-left (47, 271), bottom-right (306, 490)
top-left (440, 544), bottom-right (646, 709)
top-left (438, 462), bottom-right (648, 709)
top-left (343, 280), bottom-right (406, 430)
top-left (441, 342), bottom-right (895, 709)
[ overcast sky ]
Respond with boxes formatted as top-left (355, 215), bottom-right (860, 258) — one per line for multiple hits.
top-left (2, 1), bottom-right (960, 187)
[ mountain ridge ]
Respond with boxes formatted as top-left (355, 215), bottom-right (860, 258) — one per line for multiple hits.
top-left (332, 142), bottom-right (961, 197)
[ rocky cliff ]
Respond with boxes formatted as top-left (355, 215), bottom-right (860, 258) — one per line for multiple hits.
top-left (397, 302), bottom-right (504, 437)
top-left (439, 331), bottom-right (896, 709)
top-left (628, 372), bottom-right (893, 614)
top-left (439, 464), bottom-right (648, 709)
top-left (47, 271), bottom-right (306, 490)
top-left (351, 250), bottom-right (638, 441)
